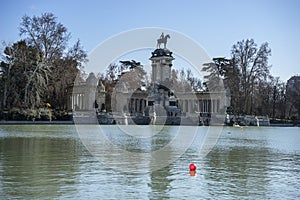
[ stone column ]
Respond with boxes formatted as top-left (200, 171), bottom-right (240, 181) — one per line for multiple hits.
top-left (79, 94), bottom-right (82, 110)
top-left (76, 94), bottom-right (79, 109)
top-left (185, 99), bottom-right (189, 113)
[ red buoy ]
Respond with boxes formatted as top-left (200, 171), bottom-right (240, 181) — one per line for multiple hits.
top-left (189, 163), bottom-right (197, 171)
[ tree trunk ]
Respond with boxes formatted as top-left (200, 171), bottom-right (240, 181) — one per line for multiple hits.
top-left (2, 65), bottom-right (11, 109)
top-left (2, 81), bottom-right (7, 109)
top-left (24, 83), bottom-right (29, 109)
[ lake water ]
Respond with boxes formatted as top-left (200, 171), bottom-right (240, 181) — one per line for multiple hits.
top-left (0, 125), bottom-right (299, 199)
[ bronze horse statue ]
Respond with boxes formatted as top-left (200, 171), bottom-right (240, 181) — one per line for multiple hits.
top-left (157, 34), bottom-right (170, 49)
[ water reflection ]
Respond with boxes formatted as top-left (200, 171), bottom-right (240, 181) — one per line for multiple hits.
top-left (0, 136), bottom-right (81, 199)
top-left (148, 128), bottom-right (174, 200)
top-left (149, 165), bottom-right (173, 199)
top-left (202, 127), bottom-right (300, 199)
top-left (0, 125), bottom-right (299, 199)
top-left (204, 147), bottom-right (270, 198)
top-left (76, 125), bottom-right (199, 173)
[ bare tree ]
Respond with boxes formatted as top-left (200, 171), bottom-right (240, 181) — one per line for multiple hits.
top-left (19, 13), bottom-right (87, 109)
top-left (231, 39), bottom-right (271, 114)
top-left (286, 76), bottom-right (300, 120)
top-left (171, 68), bottom-right (203, 92)
top-left (20, 13), bottom-right (70, 60)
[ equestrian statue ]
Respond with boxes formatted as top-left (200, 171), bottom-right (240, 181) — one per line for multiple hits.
top-left (157, 32), bottom-right (170, 49)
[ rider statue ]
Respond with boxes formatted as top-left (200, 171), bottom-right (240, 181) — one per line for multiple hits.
top-left (157, 32), bottom-right (170, 49)
top-left (160, 32), bottom-right (164, 40)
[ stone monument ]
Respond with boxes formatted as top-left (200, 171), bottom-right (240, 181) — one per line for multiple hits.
top-left (147, 33), bottom-right (181, 124)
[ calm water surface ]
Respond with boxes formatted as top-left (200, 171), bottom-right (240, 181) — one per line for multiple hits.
top-left (0, 125), bottom-right (299, 199)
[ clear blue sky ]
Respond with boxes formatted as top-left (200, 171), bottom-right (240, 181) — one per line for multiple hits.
top-left (1, 0), bottom-right (299, 81)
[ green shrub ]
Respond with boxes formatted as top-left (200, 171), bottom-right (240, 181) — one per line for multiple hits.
top-left (1, 108), bottom-right (74, 121)
top-left (52, 110), bottom-right (71, 120)
top-left (36, 108), bottom-right (52, 121)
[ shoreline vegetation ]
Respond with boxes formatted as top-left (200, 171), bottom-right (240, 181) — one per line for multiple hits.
top-left (0, 121), bottom-right (298, 127)
top-left (0, 111), bottom-right (298, 127)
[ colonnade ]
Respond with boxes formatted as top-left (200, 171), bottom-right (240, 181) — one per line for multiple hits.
top-left (128, 98), bottom-right (147, 113)
top-left (179, 99), bottom-right (220, 114)
top-left (125, 97), bottom-right (221, 115)
top-left (69, 93), bottom-right (85, 110)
